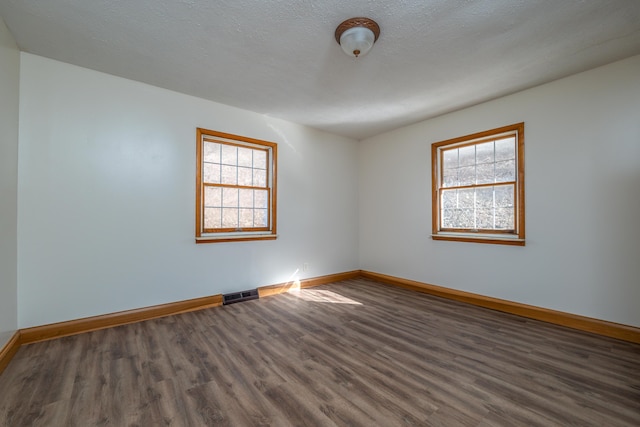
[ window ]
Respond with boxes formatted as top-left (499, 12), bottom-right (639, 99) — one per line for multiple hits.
top-left (196, 128), bottom-right (277, 243)
top-left (431, 123), bottom-right (525, 245)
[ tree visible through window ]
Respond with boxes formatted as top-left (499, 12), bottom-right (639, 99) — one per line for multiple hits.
top-left (196, 128), bottom-right (277, 243)
top-left (431, 123), bottom-right (525, 245)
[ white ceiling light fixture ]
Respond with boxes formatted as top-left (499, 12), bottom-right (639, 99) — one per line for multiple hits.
top-left (335, 17), bottom-right (380, 58)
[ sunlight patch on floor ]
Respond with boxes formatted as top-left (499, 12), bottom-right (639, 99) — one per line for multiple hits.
top-left (291, 289), bottom-right (362, 305)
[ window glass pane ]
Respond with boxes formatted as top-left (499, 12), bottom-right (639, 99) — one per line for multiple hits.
top-left (457, 209), bottom-right (474, 228)
top-left (458, 188), bottom-right (474, 208)
top-left (239, 209), bottom-right (254, 228)
top-left (237, 147), bottom-right (253, 167)
top-left (204, 186), bottom-right (222, 207)
top-left (204, 207), bottom-right (221, 229)
top-left (443, 168), bottom-right (458, 187)
top-left (475, 141), bottom-right (494, 165)
top-left (239, 189), bottom-right (253, 208)
top-left (222, 188), bottom-right (238, 208)
top-left (253, 150), bottom-right (267, 169)
top-left (203, 163), bottom-right (221, 184)
top-left (495, 137), bottom-right (515, 161)
top-left (441, 209), bottom-right (456, 228)
top-left (222, 208), bottom-right (238, 228)
top-left (237, 167), bottom-right (253, 186)
top-left (255, 189), bottom-right (268, 208)
top-left (203, 142), bottom-right (221, 163)
top-left (221, 144), bottom-right (237, 165)
top-left (441, 189), bottom-right (457, 209)
top-left (221, 165), bottom-right (237, 185)
top-left (254, 209), bottom-right (268, 227)
top-left (475, 187), bottom-right (494, 209)
top-left (253, 169), bottom-right (267, 187)
top-left (495, 207), bottom-right (514, 229)
top-left (476, 208), bottom-right (494, 229)
top-left (443, 149), bottom-right (458, 170)
top-left (495, 184), bottom-right (514, 207)
top-left (459, 145), bottom-right (475, 167)
top-left (476, 163), bottom-right (494, 184)
top-left (495, 159), bottom-right (515, 182)
top-left (458, 166), bottom-right (475, 186)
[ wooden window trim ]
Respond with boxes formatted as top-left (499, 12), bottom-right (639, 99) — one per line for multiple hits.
top-left (196, 128), bottom-right (277, 243)
top-left (431, 123), bottom-right (525, 246)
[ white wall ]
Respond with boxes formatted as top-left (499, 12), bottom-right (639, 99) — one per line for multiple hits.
top-left (14, 51), bottom-right (640, 330)
top-left (18, 53), bottom-right (359, 328)
top-left (0, 17), bottom-right (19, 348)
top-left (359, 55), bottom-right (640, 327)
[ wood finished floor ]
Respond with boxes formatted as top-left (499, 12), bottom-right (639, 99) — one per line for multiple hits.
top-left (1, 278), bottom-right (639, 426)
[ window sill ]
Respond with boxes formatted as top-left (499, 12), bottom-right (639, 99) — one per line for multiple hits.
top-left (196, 234), bottom-right (278, 244)
top-left (431, 233), bottom-right (525, 246)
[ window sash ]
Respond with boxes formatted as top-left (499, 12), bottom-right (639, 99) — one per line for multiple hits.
top-left (439, 183), bottom-right (517, 233)
top-left (202, 183), bottom-right (271, 232)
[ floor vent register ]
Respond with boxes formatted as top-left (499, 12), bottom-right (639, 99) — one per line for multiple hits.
top-left (222, 289), bottom-right (259, 305)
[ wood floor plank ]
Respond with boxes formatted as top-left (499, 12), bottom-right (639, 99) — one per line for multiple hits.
top-left (1, 278), bottom-right (639, 426)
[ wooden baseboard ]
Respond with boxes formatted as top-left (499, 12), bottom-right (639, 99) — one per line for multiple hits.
top-left (259, 270), bottom-right (361, 298)
top-left (20, 294), bottom-right (224, 345)
top-left (360, 270), bottom-right (640, 344)
top-left (0, 331), bottom-right (21, 375)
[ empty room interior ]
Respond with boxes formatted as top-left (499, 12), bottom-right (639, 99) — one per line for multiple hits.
top-left (1, 1), bottom-right (639, 426)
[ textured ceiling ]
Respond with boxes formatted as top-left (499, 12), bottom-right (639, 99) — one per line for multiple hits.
top-left (1, 0), bottom-right (640, 139)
